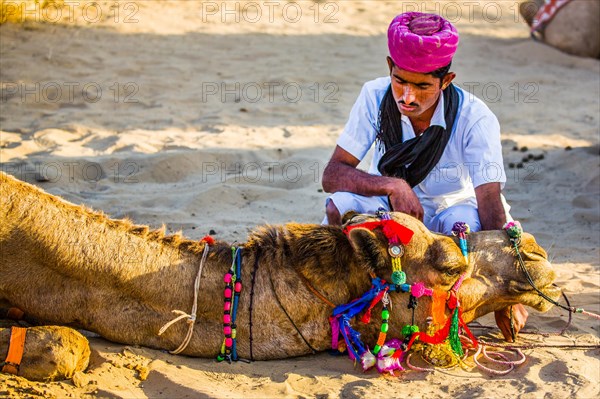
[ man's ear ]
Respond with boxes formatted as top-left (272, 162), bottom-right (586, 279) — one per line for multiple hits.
top-left (386, 56), bottom-right (395, 74)
top-left (442, 72), bottom-right (456, 90)
top-left (347, 228), bottom-right (388, 275)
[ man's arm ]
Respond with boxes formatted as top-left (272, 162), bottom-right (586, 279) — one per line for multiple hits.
top-left (475, 182), bottom-right (529, 341)
top-left (322, 146), bottom-right (423, 220)
top-left (474, 182), bottom-right (506, 230)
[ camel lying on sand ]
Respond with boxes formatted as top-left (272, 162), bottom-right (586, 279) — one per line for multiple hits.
top-left (520, 0), bottom-right (600, 58)
top-left (0, 171), bottom-right (560, 378)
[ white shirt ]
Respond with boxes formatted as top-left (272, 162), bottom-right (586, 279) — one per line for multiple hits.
top-left (336, 76), bottom-right (506, 216)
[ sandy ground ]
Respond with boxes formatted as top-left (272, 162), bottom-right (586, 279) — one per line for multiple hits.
top-left (0, 0), bottom-right (599, 398)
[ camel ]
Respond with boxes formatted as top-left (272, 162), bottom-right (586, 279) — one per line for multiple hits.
top-left (520, 0), bottom-right (600, 58)
top-left (0, 171), bottom-right (560, 373)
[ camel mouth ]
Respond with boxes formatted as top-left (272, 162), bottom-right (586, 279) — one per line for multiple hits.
top-left (523, 284), bottom-right (563, 312)
top-left (511, 260), bottom-right (557, 296)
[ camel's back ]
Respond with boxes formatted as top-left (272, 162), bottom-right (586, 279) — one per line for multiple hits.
top-left (0, 172), bottom-right (33, 237)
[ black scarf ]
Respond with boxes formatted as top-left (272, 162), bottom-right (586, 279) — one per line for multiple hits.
top-left (377, 83), bottom-right (459, 187)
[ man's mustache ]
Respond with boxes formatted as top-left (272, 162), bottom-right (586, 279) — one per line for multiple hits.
top-left (399, 100), bottom-right (418, 107)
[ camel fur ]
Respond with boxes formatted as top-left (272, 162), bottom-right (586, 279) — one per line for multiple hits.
top-left (0, 171), bottom-right (560, 373)
top-left (0, 326), bottom-right (90, 381)
top-left (520, 0), bottom-right (600, 58)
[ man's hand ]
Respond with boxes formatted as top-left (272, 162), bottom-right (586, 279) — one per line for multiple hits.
top-left (386, 179), bottom-right (424, 220)
top-left (323, 147), bottom-right (424, 221)
top-left (322, 146), bottom-right (424, 221)
top-left (494, 303), bottom-right (529, 342)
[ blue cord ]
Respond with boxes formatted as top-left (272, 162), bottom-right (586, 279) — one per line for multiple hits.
top-left (332, 278), bottom-right (397, 360)
top-left (231, 248), bottom-right (242, 360)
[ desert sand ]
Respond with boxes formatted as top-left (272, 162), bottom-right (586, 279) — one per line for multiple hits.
top-left (0, 1), bottom-right (599, 398)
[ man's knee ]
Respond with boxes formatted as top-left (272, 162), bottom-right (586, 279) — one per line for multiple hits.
top-left (429, 205), bottom-right (481, 235)
top-left (326, 200), bottom-right (342, 226)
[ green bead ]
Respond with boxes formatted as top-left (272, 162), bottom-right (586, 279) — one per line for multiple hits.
top-left (381, 323), bottom-right (389, 333)
top-left (401, 325), bottom-right (412, 336)
top-left (373, 344), bottom-right (381, 355)
top-left (402, 324), bottom-right (419, 337)
top-left (391, 271), bottom-right (406, 285)
top-left (382, 309), bottom-right (389, 319)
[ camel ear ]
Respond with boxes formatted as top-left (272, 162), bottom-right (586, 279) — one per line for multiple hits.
top-left (347, 228), bottom-right (388, 274)
top-left (341, 211), bottom-right (359, 225)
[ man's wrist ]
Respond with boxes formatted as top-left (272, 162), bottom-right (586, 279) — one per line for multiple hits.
top-left (382, 177), bottom-right (408, 197)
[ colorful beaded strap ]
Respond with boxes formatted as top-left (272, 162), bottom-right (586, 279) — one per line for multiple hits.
top-left (379, 211), bottom-right (406, 285)
top-left (451, 221), bottom-right (470, 265)
top-left (217, 246), bottom-right (243, 362)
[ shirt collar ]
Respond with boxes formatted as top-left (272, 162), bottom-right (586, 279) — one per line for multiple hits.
top-left (400, 90), bottom-right (447, 130)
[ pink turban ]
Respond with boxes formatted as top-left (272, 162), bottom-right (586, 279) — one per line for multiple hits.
top-left (387, 12), bottom-right (459, 73)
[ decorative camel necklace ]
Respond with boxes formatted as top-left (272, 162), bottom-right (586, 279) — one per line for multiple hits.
top-left (332, 217), bottom-right (600, 375)
top-left (331, 212), bottom-right (480, 373)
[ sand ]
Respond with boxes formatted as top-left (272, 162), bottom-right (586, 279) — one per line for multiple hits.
top-left (0, 1), bottom-right (599, 398)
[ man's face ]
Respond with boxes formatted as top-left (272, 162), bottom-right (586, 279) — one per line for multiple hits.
top-left (387, 57), bottom-right (454, 121)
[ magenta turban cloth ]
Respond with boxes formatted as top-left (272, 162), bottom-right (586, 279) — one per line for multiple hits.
top-left (387, 12), bottom-right (459, 73)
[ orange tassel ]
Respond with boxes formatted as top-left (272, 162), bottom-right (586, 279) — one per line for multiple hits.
top-left (431, 290), bottom-right (448, 328)
top-left (376, 333), bottom-right (386, 346)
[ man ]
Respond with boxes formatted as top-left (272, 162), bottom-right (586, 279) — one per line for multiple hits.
top-left (321, 12), bottom-right (527, 342)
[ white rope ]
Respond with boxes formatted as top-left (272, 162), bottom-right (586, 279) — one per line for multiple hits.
top-left (158, 244), bottom-right (210, 354)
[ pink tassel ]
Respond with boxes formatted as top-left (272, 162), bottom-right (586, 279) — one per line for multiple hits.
top-left (376, 339), bottom-right (405, 374)
top-left (361, 350), bottom-right (376, 371)
top-left (376, 354), bottom-right (404, 374)
top-left (411, 282), bottom-right (433, 298)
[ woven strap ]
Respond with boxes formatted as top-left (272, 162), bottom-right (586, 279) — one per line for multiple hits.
top-left (2, 326), bottom-right (28, 375)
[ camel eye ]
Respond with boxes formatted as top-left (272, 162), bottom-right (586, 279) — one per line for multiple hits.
top-left (444, 268), bottom-right (460, 277)
top-left (442, 260), bottom-right (465, 277)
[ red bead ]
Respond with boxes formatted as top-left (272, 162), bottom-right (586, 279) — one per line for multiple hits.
top-left (223, 314), bottom-right (231, 324)
top-left (224, 288), bottom-right (232, 298)
top-left (224, 326), bottom-right (232, 335)
top-left (225, 338), bottom-right (233, 347)
top-left (234, 282), bottom-right (242, 292)
top-left (224, 301), bottom-right (231, 311)
top-left (224, 273), bottom-right (232, 283)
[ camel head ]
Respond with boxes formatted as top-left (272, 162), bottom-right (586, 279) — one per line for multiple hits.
top-left (341, 212), bottom-right (560, 328)
top-left (458, 227), bottom-right (560, 322)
